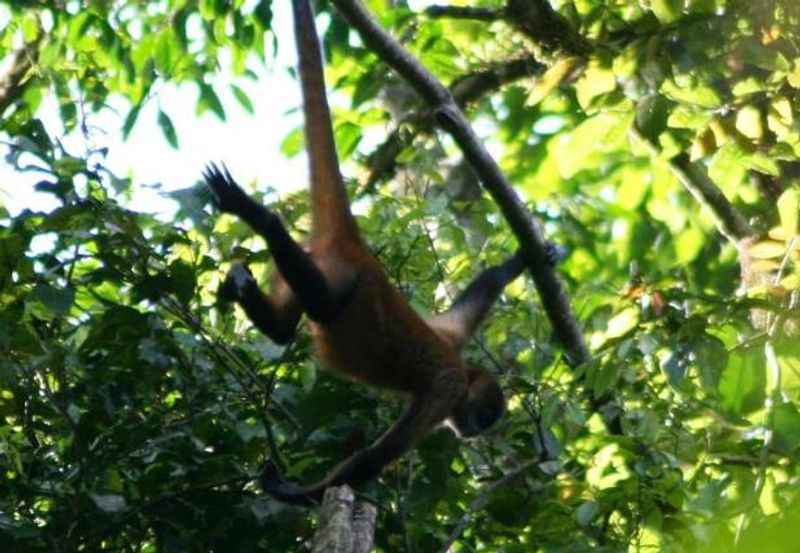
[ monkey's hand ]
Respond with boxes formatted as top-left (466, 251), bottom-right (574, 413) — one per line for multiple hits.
top-left (203, 162), bottom-right (258, 216)
top-left (544, 241), bottom-right (567, 266)
top-left (219, 262), bottom-right (256, 303)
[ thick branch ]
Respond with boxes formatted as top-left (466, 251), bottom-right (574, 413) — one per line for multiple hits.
top-left (630, 126), bottom-right (754, 243)
top-left (311, 486), bottom-right (376, 553)
top-left (428, 1), bottom-right (591, 58)
top-left (0, 41), bottom-right (39, 116)
top-left (425, 5), bottom-right (503, 22)
top-left (505, 0), bottom-right (592, 57)
top-left (333, 0), bottom-right (589, 365)
top-left (365, 56), bottom-right (545, 189)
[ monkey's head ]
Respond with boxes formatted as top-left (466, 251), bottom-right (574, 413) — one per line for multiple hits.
top-left (448, 367), bottom-right (505, 438)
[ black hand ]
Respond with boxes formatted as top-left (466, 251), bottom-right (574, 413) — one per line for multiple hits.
top-left (203, 162), bottom-right (257, 216)
top-left (544, 241), bottom-right (567, 266)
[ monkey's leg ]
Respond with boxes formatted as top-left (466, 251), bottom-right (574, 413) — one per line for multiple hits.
top-left (204, 163), bottom-right (347, 323)
top-left (220, 263), bottom-right (302, 344)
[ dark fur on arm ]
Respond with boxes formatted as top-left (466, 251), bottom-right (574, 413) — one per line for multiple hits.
top-left (204, 163), bottom-right (345, 323)
top-left (428, 244), bottom-right (563, 349)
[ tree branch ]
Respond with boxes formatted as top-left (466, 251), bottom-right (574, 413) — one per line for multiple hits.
top-left (504, 0), bottom-right (592, 57)
top-left (629, 126), bottom-right (754, 243)
top-left (311, 486), bottom-right (377, 553)
top-left (364, 56), bottom-right (545, 189)
top-left (333, 0), bottom-right (589, 366)
top-left (425, 5), bottom-right (503, 22)
top-left (0, 40), bottom-right (39, 116)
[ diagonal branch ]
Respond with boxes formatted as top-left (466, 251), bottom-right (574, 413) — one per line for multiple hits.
top-left (630, 126), bottom-right (755, 243)
top-left (0, 40), bottom-right (40, 116)
top-left (364, 56), bottom-right (545, 189)
top-left (333, 0), bottom-right (590, 366)
top-left (428, 0), bottom-right (592, 58)
top-left (425, 5), bottom-right (503, 22)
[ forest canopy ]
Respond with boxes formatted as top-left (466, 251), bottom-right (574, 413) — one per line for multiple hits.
top-left (1, 0), bottom-right (800, 551)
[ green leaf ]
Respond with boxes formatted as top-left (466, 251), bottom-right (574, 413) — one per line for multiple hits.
top-left (772, 402), bottom-right (800, 455)
top-left (157, 110), bottom-right (178, 149)
top-left (576, 501), bottom-right (600, 527)
top-left (636, 94), bottom-right (670, 142)
top-left (253, 0), bottom-right (273, 29)
top-left (693, 334), bottom-right (728, 393)
top-left (334, 121), bottom-right (362, 158)
top-left (650, 0), bottom-right (683, 23)
top-left (661, 78), bottom-right (722, 109)
top-left (674, 226), bottom-right (704, 264)
top-left (197, 82), bottom-right (226, 121)
top-left (735, 105), bottom-right (764, 140)
top-left (231, 84), bottom-right (254, 114)
top-left (28, 284), bottom-right (75, 318)
top-left (122, 104), bottom-right (143, 139)
top-left (606, 307), bottom-right (639, 339)
top-left (576, 62), bottom-right (617, 111)
top-left (22, 13), bottom-right (40, 41)
top-left (719, 349), bottom-right (766, 416)
top-left (280, 127), bottom-right (304, 157)
top-left (154, 30), bottom-right (175, 74)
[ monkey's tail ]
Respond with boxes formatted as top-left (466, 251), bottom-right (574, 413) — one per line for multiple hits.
top-left (291, 0), bottom-right (359, 240)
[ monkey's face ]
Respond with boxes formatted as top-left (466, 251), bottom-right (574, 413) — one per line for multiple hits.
top-left (448, 367), bottom-right (505, 438)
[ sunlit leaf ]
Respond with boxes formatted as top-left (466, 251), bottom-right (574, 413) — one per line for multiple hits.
top-left (777, 188), bottom-right (799, 241)
top-left (157, 110), bottom-right (178, 149)
top-left (748, 240), bottom-right (787, 259)
top-left (231, 84), bottom-right (254, 114)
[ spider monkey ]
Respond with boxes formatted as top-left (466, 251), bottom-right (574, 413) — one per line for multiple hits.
top-left (204, 0), bottom-right (558, 506)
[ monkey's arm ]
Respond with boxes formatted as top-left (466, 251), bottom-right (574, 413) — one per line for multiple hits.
top-left (219, 263), bottom-right (302, 344)
top-left (428, 245), bottom-right (563, 349)
top-left (427, 252), bottom-right (526, 349)
top-left (204, 163), bottom-right (351, 324)
top-left (261, 369), bottom-right (468, 505)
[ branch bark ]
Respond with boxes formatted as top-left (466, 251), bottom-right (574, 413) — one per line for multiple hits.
top-left (0, 40), bottom-right (39, 117)
top-left (427, 0), bottom-right (592, 58)
top-left (311, 486), bottom-right (377, 553)
top-left (629, 126), bottom-right (755, 243)
top-left (333, 0), bottom-right (589, 366)
top-left (364, 56), bottom-right (545, 189)
top-left (425, 5), bottom-right (502, 22)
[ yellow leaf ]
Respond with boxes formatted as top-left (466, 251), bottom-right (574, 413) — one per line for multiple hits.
top-left (777, 188), bottom-right (799, 240)
top-left (768, 226), bottom-right (789, 241)
top-left (606, 307), bottom-right (639, 339)
top-left (750, 259), bottom-right (780, 273)
top-left (780, 274), bottom-right (800, 289)
top-left (748, 240), bottom-right (787, 259)
top-left (735, 105), bottom-right (764, 140)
